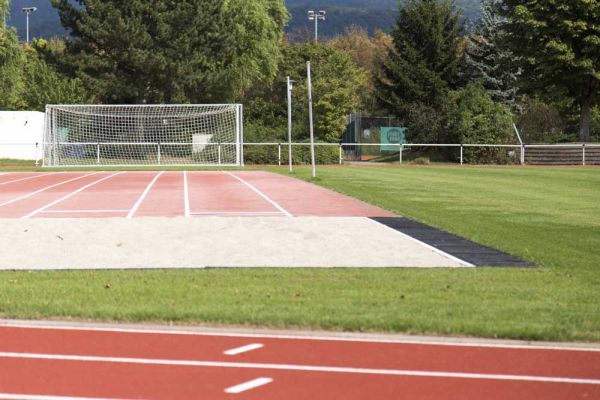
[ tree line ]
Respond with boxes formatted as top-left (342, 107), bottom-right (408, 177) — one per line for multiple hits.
top-left (1, 0), bottom-right (598, 151)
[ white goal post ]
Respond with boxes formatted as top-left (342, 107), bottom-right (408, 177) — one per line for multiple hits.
top-left (43, 104), bottom-right (244, 167)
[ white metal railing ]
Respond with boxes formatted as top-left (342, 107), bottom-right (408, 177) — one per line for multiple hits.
top-left (1, 142), bottom-right (599, 166)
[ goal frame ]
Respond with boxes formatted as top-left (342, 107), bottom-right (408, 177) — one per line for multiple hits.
top-left (42, 104), bottom-right (244, 168)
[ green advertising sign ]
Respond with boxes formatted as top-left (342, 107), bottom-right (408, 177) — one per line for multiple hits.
top-left (380, 127), bottom-right (407, 151)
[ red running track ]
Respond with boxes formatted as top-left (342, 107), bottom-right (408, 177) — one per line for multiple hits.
top-left (0, 171), bottom-right (393, 219)
top-left (0, 323), bottom-right (598, 399)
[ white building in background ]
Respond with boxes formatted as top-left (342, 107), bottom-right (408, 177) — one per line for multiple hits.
top-left (0, 111), bottom-right (44, 160)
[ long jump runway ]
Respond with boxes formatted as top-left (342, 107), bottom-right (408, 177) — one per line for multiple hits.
top-left (0, 171), bottom-right (527, 269)
top-left (0, 321), bottom-right (598, 400)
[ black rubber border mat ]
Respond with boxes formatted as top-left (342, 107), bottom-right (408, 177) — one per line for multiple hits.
top-left (371, 217), bottom-right (535, 267)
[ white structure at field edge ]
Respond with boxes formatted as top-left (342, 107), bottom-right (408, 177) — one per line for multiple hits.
top-left (0, 112), bottom-right (44, 161)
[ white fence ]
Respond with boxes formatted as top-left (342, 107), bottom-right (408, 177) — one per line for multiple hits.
top-left (0, 142), bottom-right (598, 166)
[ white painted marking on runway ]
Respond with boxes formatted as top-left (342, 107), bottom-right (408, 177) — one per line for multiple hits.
top-left (2, 322), bottom-right (599, 352)
top-left (22, 172), bottom-right (123, 219)
top-left (0, 352), bottom-right (598, 385)
top-left (183, 171), bottom-right (190, 217)
top-left (0, 393), bottom-right (136, 400)
top-left (0, 173), bottom-right (101, 209)
top-left (127, 171), bottom-right (164, 219)
top-left (224, 343), bottom-right (264, 356)
top-left (225, 377), bottom-right (273, 394)
top-left (222, 171), bottom-right (293, 217)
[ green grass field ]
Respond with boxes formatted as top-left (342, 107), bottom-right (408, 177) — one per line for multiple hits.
top-left (0, 165), bottom-right (599, 342)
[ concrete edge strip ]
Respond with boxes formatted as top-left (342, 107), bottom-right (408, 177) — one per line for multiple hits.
top-left (370, 217), bottom-right (534, 268)
top-left (367, 218), bottom-right (474, 267)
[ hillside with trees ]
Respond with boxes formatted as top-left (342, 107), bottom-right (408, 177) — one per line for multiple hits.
top-left (6, 0), bottom-right (484, 42)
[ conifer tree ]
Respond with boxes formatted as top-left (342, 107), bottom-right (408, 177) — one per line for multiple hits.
top-left (464, 0), bottom-right (518, 110)
top-left (375, 0), bottom-right (463, 116)
top-left (51, 0), bottom-right (286, 104)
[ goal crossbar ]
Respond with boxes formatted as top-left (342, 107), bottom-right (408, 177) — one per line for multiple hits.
top-left (43, 104), bottom-right (243, 167)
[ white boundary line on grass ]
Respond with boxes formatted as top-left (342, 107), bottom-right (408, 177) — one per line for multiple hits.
top-left (21, 172), bottom-right (124, 219)
top-left (367, 218), bottom-right (474, 267)
top-left (1, 322), bottom-right (599, 353)
top-left (0, 352), bottom-right (598, 385)
top-left (0, 172), bottom-right (101, 209)
top-left (127, 171), bottom-right (164, 219)
top-left (222, 171), bottom-right (292, 217)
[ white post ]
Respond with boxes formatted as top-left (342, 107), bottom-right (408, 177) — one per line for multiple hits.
top-left (218, 143), bottom-right (222, 165)
top-left (307, 61), bottom-right (317, 178)
top-left (34, 143), bottom-right (39, 166)
top-left (96, 143), bottom-right (100, 164)
top-left (521, 144), bottom-right (525, 165)
top-left (278, 143), bottom-right (282, 166)
top-left (287, 76), bottom-right (293, 172)
top-left (339, 144), bottom-right (343, 165)
top-left (157, 143), bottom-right (161, 165)
top-left (399, 144), bottom-right (403, 165)
top-left (583, 143), bottom-right (586, 166)
top-left (460, 144), bottom-right (464, 166)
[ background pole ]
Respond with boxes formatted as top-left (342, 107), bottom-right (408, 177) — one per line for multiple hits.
top-left (307, 62), bottom-right (317, 178)
top-left (287, 76), bottom-right (293, 172)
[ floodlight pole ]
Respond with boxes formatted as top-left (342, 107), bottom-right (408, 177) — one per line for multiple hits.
top-left (22, 7), bottom-right (37, 43)
top-left (287, 76), bottom-right (294, 173)
top-left (308, 10), bottom-right (326, 43)
top-left (307, 62), bottom-right (316, 178)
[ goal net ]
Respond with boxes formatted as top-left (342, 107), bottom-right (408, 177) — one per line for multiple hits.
top-left (43, 104), bottom-right (243, 167)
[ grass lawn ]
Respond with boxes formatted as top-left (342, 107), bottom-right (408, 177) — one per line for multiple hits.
top-left (0, 165), bottom-right (599, 342)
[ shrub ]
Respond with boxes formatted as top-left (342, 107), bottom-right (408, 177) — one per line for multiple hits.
top-left (447, 83), bottom-right (514, 164)
top-left (515, 97), bottom-right (567, 143)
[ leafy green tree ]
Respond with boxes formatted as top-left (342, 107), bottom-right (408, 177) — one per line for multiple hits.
top-left (375, 0), bottom-right (463, 116)
top-left (447, 82), bottom-right (514, 163)
top-left (51, 0), bottom-right (286, 104)
top-left (21, 40), bottom-right (89, 111)
top-left (501, 0), bottom-right (600, 141)
top-left (222, 0), bottom-right (288, 97)
top-left (245, 43), bottom-right (367, 143)
top-left (0, 0), bottom-right (25, 110)
top-left (464, 0), bottom-right (519, 110)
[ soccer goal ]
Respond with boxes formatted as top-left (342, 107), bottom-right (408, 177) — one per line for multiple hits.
top-left (43, 104), bottom-right (243, 167)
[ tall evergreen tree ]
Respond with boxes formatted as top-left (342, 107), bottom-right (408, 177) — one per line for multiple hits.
top-left (51, 0), bottom-right (286, 104)
top-left (375, 0), bottom-right (463, 116)
top-left (464, 0), bottom-right (518, 110)
top-left (501, 0), bottom-right (600, 141)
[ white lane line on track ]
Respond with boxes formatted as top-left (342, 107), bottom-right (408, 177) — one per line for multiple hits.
top-left (21, 172), bottom-right (124, 220)
top-left (40, 210), bottom-right (130, 214)
top-left (221, 171), bottom-right (293, 217)
top-left (127, 171), bottom-right (164, 219)
top-left (225, 377), bottom-right (273, 394)
top-left (224, 343), bottom-right (264, 356)
top-left (0, 172), bottom-right (101, 209)
top-left (191, 211), bottom-right (285, 216)
top-left (183, 171), bottom-right (190, 217)
top-left (0, 172), bottom-right (59, 186)
top-left (367, 218), bottom-right (475, 267)
top-left (0, 352), bottom-right (598, 385)
top-left (0, 393), bottom-right (137, 400)
top-left (2, 323), bottom-right (599, 353)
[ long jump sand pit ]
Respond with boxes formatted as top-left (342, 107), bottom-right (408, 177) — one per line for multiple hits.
top-left (0, 217), bottom-right (467, 269)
